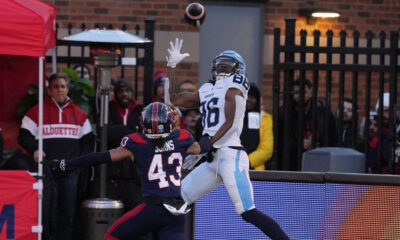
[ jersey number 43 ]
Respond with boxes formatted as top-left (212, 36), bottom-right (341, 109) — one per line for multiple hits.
top-left (148, 152), bottom-right (183, 188)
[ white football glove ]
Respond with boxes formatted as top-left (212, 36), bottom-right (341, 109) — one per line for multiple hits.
top-left (166, 38), bottom-right (190, 68)
top-left (163, 202), bottom-right (191, 215)
top-left (182, 153), bottom-right (207, 170)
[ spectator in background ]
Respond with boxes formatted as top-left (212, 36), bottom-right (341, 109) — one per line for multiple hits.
top-left (106, 78), bottom-right (143, 211)
top-left (153, 70), bottom-right (168, 103)
top-left (375, 92), bottom-right (391, 127)
top-left (72, 64), bottom-right (97, 202)
top-left (18, 72), bottom-right (94, 240)
top-left (240, 83), bottom-right (273, 170)
top-left (182, 109), bottom-right (201, 136)
top-left (374, 92), bottom-right (400, 174)
top-left (278, 78), bottom-right (338, 171)
top-left (178, 79), bottom-right (197, 93)
top-left (366, 112), bottom-right (390, 173)
top-left (178, 79), bottom-right (200, 137)
top-left (336, 97), bottom-right (363, 151)
top-left (153, 69), bottom-right (184, 129)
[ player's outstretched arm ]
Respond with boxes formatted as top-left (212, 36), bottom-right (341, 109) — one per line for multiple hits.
top-left (166, 38), bottom-right (200, 109)
top-left (167, 68), bottom-right (200, 109)
top-left (49, 147), bottom-right (133, 173)
top-left (109, 147), bottom-right (134, 162)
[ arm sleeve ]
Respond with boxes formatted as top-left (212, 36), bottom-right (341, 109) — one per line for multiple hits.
top-left (107, 125), bottom-right (132, 148)
top-left (80, 132), bottom-right (95, 155)
top-left (248, 112), bottom-right (274, 170)
top-left (67, 151), bottom-right (112, 167)
top-left (18, 128), bottom-right (38, 154)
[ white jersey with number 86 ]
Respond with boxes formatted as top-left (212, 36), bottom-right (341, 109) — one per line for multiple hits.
top-left (198, 74), bottom-right (249, 148)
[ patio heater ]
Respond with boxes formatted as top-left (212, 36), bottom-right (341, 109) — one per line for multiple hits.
top-left (91, 43), bottom-right (119, 197)
top-left (62, 29), bottom-right (152, 239)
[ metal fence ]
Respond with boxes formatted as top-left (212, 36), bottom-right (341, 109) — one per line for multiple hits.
top-left (46, 19), bottom-right (155, 105)
top-left (272, 18), bottom-right (399, 174)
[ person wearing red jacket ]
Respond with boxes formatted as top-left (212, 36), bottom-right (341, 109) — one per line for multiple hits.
top-left (106, 79), bottom-right (144, 212)
top-left (18, 72), bottom-right (94, 240)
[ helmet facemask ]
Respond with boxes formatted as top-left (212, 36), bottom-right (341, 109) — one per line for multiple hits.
top-left (211, 50), bottom-right (245, 82)
top-left (212, 56), bottom-right (238, 81)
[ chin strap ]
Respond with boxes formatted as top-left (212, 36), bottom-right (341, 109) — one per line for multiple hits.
top-left (215, 73), bottom-right (232, 81)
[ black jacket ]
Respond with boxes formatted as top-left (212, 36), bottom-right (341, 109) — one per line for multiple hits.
top-left (106, 100), bottom-right (143, 179)
top-left (278, 100), bottom-right (338, 171)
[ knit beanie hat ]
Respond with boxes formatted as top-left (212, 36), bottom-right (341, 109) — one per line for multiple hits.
top-left (114, 78), bottom-right (133, 96)
top-left (153, 70), bottom-right (167, 94)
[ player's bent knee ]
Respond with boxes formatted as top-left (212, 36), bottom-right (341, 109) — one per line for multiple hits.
top-left (240, 208), bottom-right (257, 222)
top-left (241, 208), bottom-right (290, 240)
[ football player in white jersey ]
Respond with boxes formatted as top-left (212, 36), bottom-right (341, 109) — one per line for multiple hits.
top-left (165, 38), bottom-right (289, 240)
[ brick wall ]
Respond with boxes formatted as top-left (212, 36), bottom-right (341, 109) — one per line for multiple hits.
top-left (44, 0), bottom-right (400, 114)
top-left (45, 0), bottom-right (400, 34)
top-left (266, 0), bottom-right (400, 36)
top-left (45, 0), bottom-right (200, 31)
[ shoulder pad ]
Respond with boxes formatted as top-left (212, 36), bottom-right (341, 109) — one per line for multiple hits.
top-left (177, 129), bottom-right (190, 140)
top-left (199, 82), bottom-right (213, 92)
top-left (127, 133), bottom-right (147, 144)
top-left (224, 74), bottom-right (249, 94)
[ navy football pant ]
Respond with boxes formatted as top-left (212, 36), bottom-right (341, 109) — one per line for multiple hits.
top-left (104, 202), bottom-right (185, 240)
top-left (55, 171), bottom-right (79, 240)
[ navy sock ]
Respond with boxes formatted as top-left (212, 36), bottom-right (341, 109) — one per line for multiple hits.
top-left (241, 208), bottom-right (289, 240)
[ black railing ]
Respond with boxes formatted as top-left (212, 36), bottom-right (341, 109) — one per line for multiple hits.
top-left (46, 19), bottom-right (155, 105)
top-left (273, 18), bottom-right (399, 174)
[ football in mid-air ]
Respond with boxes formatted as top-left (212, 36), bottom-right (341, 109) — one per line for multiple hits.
top-left (184, 2), bottom-right (206, 27)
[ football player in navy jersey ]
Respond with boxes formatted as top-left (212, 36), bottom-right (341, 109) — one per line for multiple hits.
top-left (165, 38), bottom-right (289, 240)
top-left (49, 102), bottom-right (208, 240)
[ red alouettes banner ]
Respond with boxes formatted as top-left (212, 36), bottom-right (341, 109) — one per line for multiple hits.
top-left (0, 171), bottom-right (38, 240)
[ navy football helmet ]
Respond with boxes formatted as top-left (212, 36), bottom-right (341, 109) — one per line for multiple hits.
top-left (211, 50), bottom-right (246, 81)
top-left (141, 102), bottom-right (174, 137)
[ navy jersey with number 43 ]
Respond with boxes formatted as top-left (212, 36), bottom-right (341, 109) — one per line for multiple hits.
top-left (120, 129), bottom-right (194, 199)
